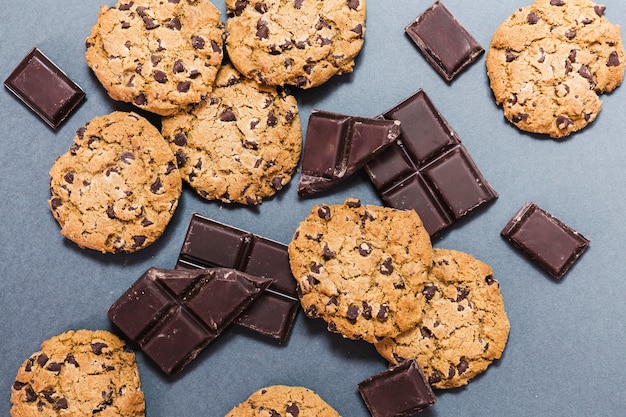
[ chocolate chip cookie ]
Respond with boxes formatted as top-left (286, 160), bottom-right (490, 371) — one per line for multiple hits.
top-left (288, 198), bottom-right (433, 343)
top-left (486, 0), bottom-right (625, 138)
top-left (224, 385), bottom-right (341, 417)
top-left (375, 249), bottom-right (510, 389)
top-left (85, 0), bottom-right (225, 116)
top-left (10, 330), bottom-right (145, 417)
top-left (161, 63), bottom-right (302, 205)
top-left (225, 0), bottom-right (366, 88)
top-left (49, 111), bottom-right (182, 253)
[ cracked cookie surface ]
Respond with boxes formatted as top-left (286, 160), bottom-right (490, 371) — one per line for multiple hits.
top-left (85, 0), bottom-right (225, 116)
top-left (225, 385), bottom-right (341, 417)
top-left (288, 198), bottom-right (433, 343)
top-left (161, 63), bottom-right (302, 205)
top-left (225, 0), bottom-right (366, 88)
top-left (49, 111), bottom-right (182, 253)
top-left (375, 249), bottom-right (510, 389)
top-left (10, 330), bottom-right (145, 417)
top-left (486, 0), bottom-right (625, 138)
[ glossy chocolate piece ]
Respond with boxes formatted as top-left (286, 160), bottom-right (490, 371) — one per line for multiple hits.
top-left (4, 47), bottom-right (85, 129)
top-left (177, 213), bottom-right (299, 342)
top-left (358, 359), bottom-right (436, 417)
top-left (365, 89), bottom-right (497, 236)
top-left (501, 202), bottom-right (590, 279)
top-left (297, 110), bottom-right (401, 197)
top-left (406, 1), bottom-right (484, 82)
top-left (108, 267), bottom-right (272, 375)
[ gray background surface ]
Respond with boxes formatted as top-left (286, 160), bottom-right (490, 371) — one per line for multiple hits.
top-left (1, 0), bottom-right (626, 415)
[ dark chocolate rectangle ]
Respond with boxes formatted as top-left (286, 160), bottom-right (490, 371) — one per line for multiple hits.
top-left (297, 110), bottom-right (401, 197)
top-left (365, 89), bottom-right (497, 236)
top-left (405, 1), bottom-right (484, 82)
top-left (358, 359), bottom-right (436, 417)
top-left (177, 213), bottom-right (299, 342)
top-left (108, 267), bottom-right (272, 375)
top-left (4, 47), bottom-right (85, 129)
top-left (501, 202), bottom-right (590, 279)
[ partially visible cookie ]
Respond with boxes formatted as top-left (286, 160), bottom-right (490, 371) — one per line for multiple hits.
top-left (49, 111), bottom-right (182, 253)
top-left (225, 385), bottom-right (341, 417)
top-left (10, 330), bottom-right (145, 417)
top-left (375, 249), bottom-right (510, 389)
top-left (288, 198), bottom-right (433, 343)
top-left (161, 63), bottom-right (302, 205)
top-left (85, 0), bottom-right (225, 116)
top-left (225, 0), bottom-right (366, 88)
top-left (486, 0), bottom-right (625, 138)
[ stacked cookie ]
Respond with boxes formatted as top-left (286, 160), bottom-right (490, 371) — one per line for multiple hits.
top-left (288, 198), bottom-right (510, 389)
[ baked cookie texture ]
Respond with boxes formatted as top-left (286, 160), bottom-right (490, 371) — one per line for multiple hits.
top-left (10, 330), bottom-right (145, 417)
top-left (85, 0), bottom-right (225, 116)
top-left (161, 63), bottom-right (302, 205)
top-left (486, 0), bottom-right (625, 138)
top-left (225, 385), bottom-right (341, 417)
top-left (225, 0), bottom-right (366, 88)
top-left (49, 111), bottom-right (182, 253)
top-left (375, 249), bottom-right (510, 389)
top-left (288, 198), bottom-right (433, 343)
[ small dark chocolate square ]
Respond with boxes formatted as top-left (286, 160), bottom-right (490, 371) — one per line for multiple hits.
top-left (358, 359), bottom-right (436, 417)
top-left (501, 202), bottom-right (590, 279)
top-left (405, 1), bottom-right (484, 82)
top-left (4, 47), bottom-right (85, 129)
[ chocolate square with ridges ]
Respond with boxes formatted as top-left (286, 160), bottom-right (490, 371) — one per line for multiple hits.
top-left (108, 267), bottom-right (272, 375)
top-left (405, 1), bottom-right (484, 82)
top-left (365, 89), bottom-right (497, 236)
top-left (501, 202), bottom-right (590, 279)
top-left (4, 47), bottom-right (85, 129)
top-left (177, 213), bottom-right (300, 342)
top-left (297, 110), bottom-right (401, 197)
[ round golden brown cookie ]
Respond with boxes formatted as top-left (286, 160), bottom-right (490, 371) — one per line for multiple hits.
top-left (486, 0), bottom-right (625, 138)
top-left (85, 0), bottom-right (225, 116)
top-left (49, 111), bottom-right (182, 253)
top-left (161, 63), bottom-right (302, 205)
top-left (288, 198), bottom-right (433, 343)
top-left (225, 385), bottom-right (341, 417)
top-left (225, 0), bottom-right (366, 88)
top-left (10, 330), bottom-right (145, 417)
top-left (375, 249), bottom-right (510, 389)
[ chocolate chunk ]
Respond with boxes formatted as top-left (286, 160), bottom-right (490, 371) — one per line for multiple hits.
top-left (176, 213), bottom-right (299, 343)
top-left (4, 47), bottom-right (85, 129)
top-left (502, 202), bottom-right (590, 279)
top-left (405, 1), bottom-right (484, 82)
top-left (297, 110), bottom-right (401, 197)
top-left (358, 359), bottom-right (436, 417)
top-left (365, 89), bottom-right (497, 236)
top-left (108, 267), bottom-right (272, 375)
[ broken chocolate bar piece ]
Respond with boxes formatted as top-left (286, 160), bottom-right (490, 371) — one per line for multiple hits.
top-left (177, 213), bottom-right (299, 343)
top-left (501, 202), bottom-right (590, 279)
top-left (365, 89), bottom-right (497, 236)
top-left (108, 267), bottom-right (272, 375)
top-left (4, 47), bottom-right (85, 129)
top-left (406, 1), bottom-right (484, 82)
top-left (297, 110), bottom-right (401, 197)
top-left (358, 359), bottom-right (436, 417)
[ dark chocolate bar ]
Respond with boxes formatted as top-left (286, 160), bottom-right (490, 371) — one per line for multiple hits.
top-left (501, 202), bottom-right (590, 279)
top-left (365, 89), bottom-right (497, 236)
top-left (108, 267), bottom-right (272, 375)
top-left (297, 110), bottom-right (401, 197)
top-left (358, 359), bottom-right (436, 417)
top-left (405, 1), bottom-right (484, 82)
top-left (177, 213), bottom-right (299, 343)
top-left (4, 47), bottom-right (85, 129)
